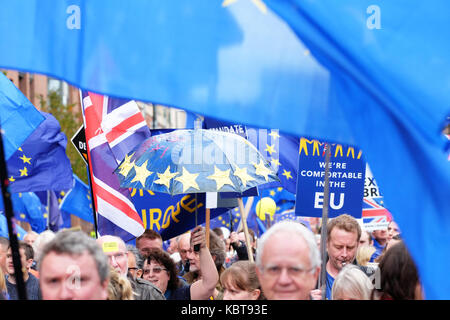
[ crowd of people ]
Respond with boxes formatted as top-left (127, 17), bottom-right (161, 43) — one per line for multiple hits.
top-left (0, 214), bottom-right (423, 300)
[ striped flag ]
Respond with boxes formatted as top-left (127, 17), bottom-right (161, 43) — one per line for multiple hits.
top-left (81, 91), bottom-right (151, 242)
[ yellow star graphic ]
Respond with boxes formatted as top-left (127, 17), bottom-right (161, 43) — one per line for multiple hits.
top-left (19, 154), bottom-right (32, 164)
top-left (118, 153), bottom-right (135, 177)
top-left (269, 131), bottom-right (280, 140)
top-left (270, 158), bottom-right (281, 167)
top-left (282, 169), bottom-right (293, 180)
top-left (154, 166), bottom-right (178, 190)
top-left (207, 166), bottom-right (235, 191)
top-left (175, 167), bottom-right (200, 192)
top-left (253, 160), bottom-right (273, 181)
top-left (9, 176), bottom-right (15, 182)
top-left (130, 160), bottom-right (153, 187)
top-left (265, 144), bottom-right (276, 155)
top-left (19, 167), bottom-right (28, 177)
top-left (222, 0), bottom-right (267, 14)
top-left (233, 165), bottom-right (255, 187)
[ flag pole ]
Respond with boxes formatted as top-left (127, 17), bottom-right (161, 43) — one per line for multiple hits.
top-left (85, 168), bottom-right (98, 238)
top-left (78, 90), bottom-right (99, 238)
top-left (0, 125), bottom-right (28, 300)
top-left (318, 142), bottom-right (332, 300)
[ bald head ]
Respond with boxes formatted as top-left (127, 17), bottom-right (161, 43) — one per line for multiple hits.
top-left (178, 233), bottom-right (191, 263)
top-left (96, 235), bottom-right (128, 276)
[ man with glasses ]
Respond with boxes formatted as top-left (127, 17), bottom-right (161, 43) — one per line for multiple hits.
top-left (255, 221), bottom-right (321, 300)
top-left (96, 235), bottom-right (165, 300)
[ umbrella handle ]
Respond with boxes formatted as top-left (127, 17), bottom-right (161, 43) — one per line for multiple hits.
top-left (194, 193), bottom-right (200, 252)
top-left (205, 208), bottom-right (210, 249)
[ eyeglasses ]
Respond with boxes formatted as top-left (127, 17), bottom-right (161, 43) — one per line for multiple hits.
top-left (143, 267), bottom-right (168, 275)
top-left (108, 252), bottom-right (126, 261)
top-left (262, 265), bottom-right (314, 278)
top-left (128, 267), bottom-right (138, 272)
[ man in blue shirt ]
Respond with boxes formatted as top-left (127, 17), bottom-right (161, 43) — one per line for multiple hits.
top-left (311, 214), bottom-right (361, 300)
top-left (370, 228), bottom-right (389, 262)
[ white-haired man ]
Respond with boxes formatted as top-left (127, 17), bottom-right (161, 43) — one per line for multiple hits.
top-left (255, 221), bottom-right (321, 300)
top-left (96, 235), bottom-right (165, 300)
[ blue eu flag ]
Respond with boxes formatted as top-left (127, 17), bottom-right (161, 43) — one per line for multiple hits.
top-left (6, 111), bottom-right (73, 193)
top-left (0, 72), bottom-right (44, 160)
top-left (0, 213), bottom-right (27, 240)
top-left (0, 192), bottom-right (46, 233)
top-left (59, 174), bottom-right (95, 224)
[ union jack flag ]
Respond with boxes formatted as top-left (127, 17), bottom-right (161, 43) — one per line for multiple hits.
top-left (81, 90), bottom-right (151, 242)
top-left (362, 197), bottom-right (392, 221)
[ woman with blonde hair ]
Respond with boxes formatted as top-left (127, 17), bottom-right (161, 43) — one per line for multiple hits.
top-left (0, 267), bottom-right (9, 299)
top-left (356, 244), bottom-right (376, 266)
top-left (107, 267), bottom-right (134, 300)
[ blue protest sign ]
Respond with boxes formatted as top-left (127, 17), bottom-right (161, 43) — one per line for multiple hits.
top-left (130, 188), bottom-right (232, 240)
top-left (295, 138), bottom-right (365, 218)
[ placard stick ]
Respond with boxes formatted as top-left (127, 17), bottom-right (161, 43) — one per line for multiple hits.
top-left (205, 208), bottom-right (210, 249)
top-left (238, 197), bottom-right (254, 263)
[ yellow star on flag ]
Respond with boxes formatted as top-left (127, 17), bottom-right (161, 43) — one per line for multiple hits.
top-left (207, 166), bottom-right (234, 191)
top-left (265, 144), bottom-right (276, 155)
top-left (253, 160), bottom-right (273, 181)
top-left (9, 176), bottom-right (15, 182)
top-left (175, 167), bottom-right (200, 192)
top-left (233, 165), bottom-right (255, 187)
top-left (154, 166), bottom-right (178, 190)
top-left (282, 169), bottom-right (293, 180)
top-left (222, 0), bottom-right (267, 14)
top-left (270, 158), bottom-right (281, 167)
top-left (131, 160), bottom-right (153, 187)
top-left (269, 131), bottom-right (280, 140)
top-left (19, 154), bottom-right (32, 164)
top-left (118, 153), bottom-right (135, 177)
top-left (19, 167), bottom-right (28, 177)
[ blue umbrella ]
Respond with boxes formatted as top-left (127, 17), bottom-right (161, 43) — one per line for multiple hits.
top-left (115, 129), bottom-right (279, 195)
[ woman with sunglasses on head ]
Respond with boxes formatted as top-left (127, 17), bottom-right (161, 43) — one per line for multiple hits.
top-left (141, 226), bottom-right (218, 300)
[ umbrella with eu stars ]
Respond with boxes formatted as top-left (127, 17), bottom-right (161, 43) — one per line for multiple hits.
top-left (114, 128), bottom-right (279, 258)
top-left (114, 129), bottom-right (279, 195)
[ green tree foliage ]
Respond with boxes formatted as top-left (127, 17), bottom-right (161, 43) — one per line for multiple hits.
top-left (40, 90), bottom-right (88, 185)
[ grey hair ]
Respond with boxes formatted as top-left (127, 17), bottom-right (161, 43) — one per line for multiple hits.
top-left (38, 230), bottom-right (110, 283)
top-left (255, 221), bottom-right (321, 270)
top-left (126, 245), bottom-right (144, 269)
top-left (331, 264), bottom-right (373, 300)
top-left (32, 230), bottom-right (56, 262)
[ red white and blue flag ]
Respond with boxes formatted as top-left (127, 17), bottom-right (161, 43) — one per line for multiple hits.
top-left (362, 197), bottom-right (392, 221)
top-left (81, 90), bottom-right (151, 242)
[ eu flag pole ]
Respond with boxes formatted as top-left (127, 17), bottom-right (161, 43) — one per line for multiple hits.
top-left (0, 124), bottom-right (27, 300)
top-left (318, 143), bottom-right (331, 300)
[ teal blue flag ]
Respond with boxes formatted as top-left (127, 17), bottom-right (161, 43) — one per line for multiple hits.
top-left (0, 72), bottom-right (44, 160)
top-left (264, 0), bottom-right (450, 300)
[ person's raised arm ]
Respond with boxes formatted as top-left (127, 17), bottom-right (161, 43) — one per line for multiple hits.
top-left (190, 226), bottom-right (219, 300)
